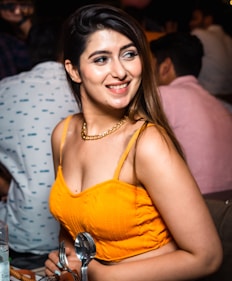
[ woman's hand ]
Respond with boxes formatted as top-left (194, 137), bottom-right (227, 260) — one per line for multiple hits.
top-left (45, 249), bottom-right (60, 276)
top-left (45, 247), bottom-right (81, 278)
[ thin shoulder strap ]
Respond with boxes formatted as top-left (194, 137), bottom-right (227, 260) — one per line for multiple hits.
top-left (59, 115), bottom-right (73, 165)
top-left (113, 122), bottom-right (151, 179)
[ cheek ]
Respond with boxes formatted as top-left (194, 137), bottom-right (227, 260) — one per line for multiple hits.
top-left (81, 66), bottom-right (107, 82)
top-left (127, 60), bottom-right (142, 78)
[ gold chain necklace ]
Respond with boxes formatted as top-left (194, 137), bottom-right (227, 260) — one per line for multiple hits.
top-left (81, 117), bottom-right (126, 140)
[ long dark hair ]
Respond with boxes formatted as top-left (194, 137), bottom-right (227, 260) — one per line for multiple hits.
top-left (61, 4), bottom-right (185, 159)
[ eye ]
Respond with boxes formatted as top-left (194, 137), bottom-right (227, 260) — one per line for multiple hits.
top-left (122, 50), bottom-right (138, 60)
top-left (93, 56), bottom-right (108, 65)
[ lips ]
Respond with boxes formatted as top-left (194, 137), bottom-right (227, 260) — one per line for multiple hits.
top-left (107, 82), bottom-right (129, 89)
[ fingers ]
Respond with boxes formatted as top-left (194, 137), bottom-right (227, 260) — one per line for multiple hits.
top-left (44, 262), bottom-right (61, 277)
top-left (44, 248), bottom-right (81, 277)
top-left (44, 250), bottom-right (61, 277)
top-left (57, 261), bottom-right (63, 269)
top-left (64, 247), bottom-right (81, 271)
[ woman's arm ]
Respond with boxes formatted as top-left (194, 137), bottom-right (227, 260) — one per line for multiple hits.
top-left (51, 120), bottom-right (65, 176)
top-left (88, 126), bottom-right (223, 281)
top-left (45, 119), bottom-right (81, 276)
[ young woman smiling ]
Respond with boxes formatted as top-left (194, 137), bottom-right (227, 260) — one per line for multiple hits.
top-left (45, 4), bottom-right (222, 281)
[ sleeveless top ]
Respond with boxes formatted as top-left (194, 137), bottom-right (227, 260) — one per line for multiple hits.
top-left (49, 115), bottom-right (172, 262)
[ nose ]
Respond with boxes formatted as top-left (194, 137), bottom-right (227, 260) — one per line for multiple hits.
top-left (111, 59), bottom-right (127, 80)
top-left (14, 5), bottom-right (22, 15)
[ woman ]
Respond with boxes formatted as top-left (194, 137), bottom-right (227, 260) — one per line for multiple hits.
top-left (45, 4), bottom-right (222, 281)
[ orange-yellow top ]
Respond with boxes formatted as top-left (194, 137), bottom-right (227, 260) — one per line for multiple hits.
top-left (49, 115), bottom-right (172, 262)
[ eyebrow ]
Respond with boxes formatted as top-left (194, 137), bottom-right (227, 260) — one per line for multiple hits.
top-left (88, 43), bottom-right (135, 59)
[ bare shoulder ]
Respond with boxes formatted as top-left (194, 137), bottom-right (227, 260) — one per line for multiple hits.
top-left (136, 124), bottom-right (176, 159)
top-left (51, 113), bottom-right (82, 152)
top-left (135, 123), bottom-right (188, 193)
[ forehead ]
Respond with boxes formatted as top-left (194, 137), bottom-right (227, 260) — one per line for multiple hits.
top-left (85, 29), bottom-right (133, 52)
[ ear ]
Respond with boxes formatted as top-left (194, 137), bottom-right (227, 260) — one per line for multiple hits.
top-left (64, 60), bottom-right (82, 83)
top-left (157, 57), bottom-right (175, 85)
top-left (159, 57), bottom-right (172, 76)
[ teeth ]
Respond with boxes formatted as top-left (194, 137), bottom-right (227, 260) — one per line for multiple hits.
top-left (108, 83), bottom-right (127, 89)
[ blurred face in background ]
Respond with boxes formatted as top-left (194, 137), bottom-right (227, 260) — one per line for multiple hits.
top-left (189, 8), bottom-right (213, 31)
top-left (189, 9), bottom-right (204, 30)
top-left (0, 0), bottom-right (34, 24)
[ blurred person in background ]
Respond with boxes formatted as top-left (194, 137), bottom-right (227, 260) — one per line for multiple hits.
top-left (150, 32), bottom-right (232, 195)
top-left (0, 17), bottom-right (79, 269)
top-left (189, 0), bottom-right (232, 104)
top-left (0, 0), bottom-right (35, 79)
top-left (0, 0), bottom-right (34, 40)
top-left (121, 0), bottom-right (170, 42)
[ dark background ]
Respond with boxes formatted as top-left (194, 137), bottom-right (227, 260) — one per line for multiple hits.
top-left (33, 0), bottom-right (232, 36)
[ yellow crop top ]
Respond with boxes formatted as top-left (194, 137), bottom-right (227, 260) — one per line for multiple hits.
top-left (49, 115), bottom-right (172, 262)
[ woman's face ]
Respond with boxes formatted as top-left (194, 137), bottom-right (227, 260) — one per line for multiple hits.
top-left (67, 29), bottom-right (142, 111)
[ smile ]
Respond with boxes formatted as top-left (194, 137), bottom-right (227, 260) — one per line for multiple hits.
top-left (108, 83), bottom-right (128, 89)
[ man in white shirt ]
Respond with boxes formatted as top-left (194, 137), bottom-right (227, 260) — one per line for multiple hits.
top-left (0, 19), bottom-right (79, 268)
top-left (189, 0), bottom-right (232, 99)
